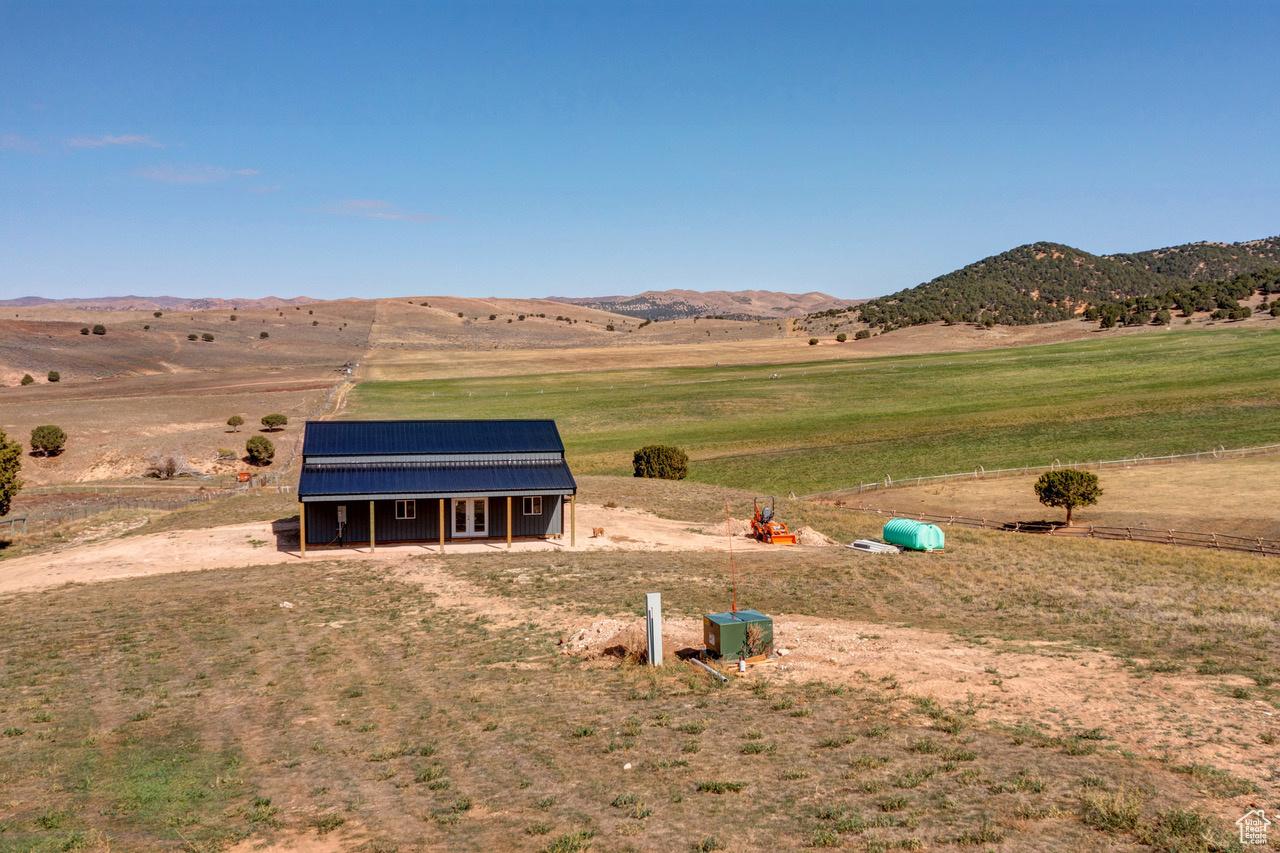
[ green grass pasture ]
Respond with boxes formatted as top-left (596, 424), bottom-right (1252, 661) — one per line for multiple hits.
top-left (347, 328), bottom-right (1280, 495)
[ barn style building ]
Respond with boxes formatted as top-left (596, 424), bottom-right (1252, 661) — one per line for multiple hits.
top-left (297, 420), bottom-right (577, 554)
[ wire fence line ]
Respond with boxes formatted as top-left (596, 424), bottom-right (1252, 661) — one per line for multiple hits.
top-left (824, 504), bottom-right (1280, 558)
top-left (797, 442), bottom-right (1280, 500)
top-left (1, 493), bottom-right (227, 535)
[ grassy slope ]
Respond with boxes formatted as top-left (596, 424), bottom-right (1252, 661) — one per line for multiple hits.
top-left (0, 548), bottom-right (1254, 852)
top-left (346, 328), bottom-right (1280, 495)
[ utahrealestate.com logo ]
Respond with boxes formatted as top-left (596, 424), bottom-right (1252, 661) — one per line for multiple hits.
top-left (1237, 809), bottom-right (1272, 845)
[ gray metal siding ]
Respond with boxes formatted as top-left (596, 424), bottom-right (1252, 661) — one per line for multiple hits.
top-left (376, 499), bottom-right (440, 542)
top-left (305, 495), bottom-right (560, 544)
top-left (306, 499), bottom-right (443, 544)
top-left (512, 494), bottom-right (563, 537)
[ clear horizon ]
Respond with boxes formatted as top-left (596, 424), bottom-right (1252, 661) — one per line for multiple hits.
top-left (2, 0), bottom-right (1278, 302)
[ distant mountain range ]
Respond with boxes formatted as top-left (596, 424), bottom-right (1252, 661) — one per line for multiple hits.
top-left (9, 235), bottom-right (1278, 327)
top-left (546, 289), bottom-right (861, 321)
top-left (856, 236), bottom-right (1280, 328)
top-left (0, 295), bottom-right (320, 311)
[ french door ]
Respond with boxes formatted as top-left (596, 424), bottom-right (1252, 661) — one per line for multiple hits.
top-left (452, 498), bottom-right (488, 537)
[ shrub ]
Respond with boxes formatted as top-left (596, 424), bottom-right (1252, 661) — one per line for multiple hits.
top-left (216, 448), bottom-right (235, 460)
top-left (79, 327), bottom-right (89, 335)
top-left (606, 324), bottom-right (615, 331)
top-left (0, 428), bottom-right (23, 517)
top-left (20, 374), bottom-right (34, 386)
top-left (92, 324), bottom-right (106, 335)
top-left (261, 413), bottom-right (288, 431)
top-left (30, 425), bottom-right (67, 457)
top-left (836, 333), bottom-right (847, 342)
top-left (229, 314), bottom-right (237, 321)
top-left (855, 329), bottom-right (871, 340)
top-left (227, 415), bottom-right (244, 432)
top-left (201, 333), bottom-right (214, 342)
top-left (1034, 468), bottom-right (1102, 525)
top-left (260, 331), bottom-right (269, 338)
top-left (188, 334), bottom-right (198, 340)
top-left (518, 314), bottom-right (525, 321)
top-left (47, 371), bottom-right (59, 382)
top-left (808, 338), bottom-right (818, 345)
top-left (153, 311), bottom-right (162, 318)
top-left (489, 314), bottom-right (497, 320)
top-left (633, 445), bottom-right (688, 480)
top-left (143, 324), bottom-right (150, 330)
top-left (246, 435), bottom-right (275, 465)
top-left (311, 320), bottom-right (318, 326)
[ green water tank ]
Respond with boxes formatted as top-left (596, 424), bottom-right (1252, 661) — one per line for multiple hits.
top-left (703, 610), bottom-right (774, 660)
top-left (882, 518), bottom-right (945, 551)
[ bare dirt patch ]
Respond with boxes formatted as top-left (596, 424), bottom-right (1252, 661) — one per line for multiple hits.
top-left (563, 614), bottom-right (1280, 800)
top-left (0, 503), bottom-right (800, 596)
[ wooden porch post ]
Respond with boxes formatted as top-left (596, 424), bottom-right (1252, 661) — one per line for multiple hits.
top-left (299, 502), bottom-right (306, 557)
top-left (439, 499), bottom-right (445, 554)
top-left (507, 496), bottom-right (513, 549)
top-left (369, 500), bottom-right (375, 553)
top-left (570, 494), bottom-right (576, 547)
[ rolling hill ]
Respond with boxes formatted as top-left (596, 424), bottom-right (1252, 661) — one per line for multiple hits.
top-left (855, 236), bottom-right (1280, 329)
top-left (547, 288), bottom-right (859, 321)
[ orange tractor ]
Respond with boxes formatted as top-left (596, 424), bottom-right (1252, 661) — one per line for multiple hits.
top-left (751, 496), bottom-right (797, 545)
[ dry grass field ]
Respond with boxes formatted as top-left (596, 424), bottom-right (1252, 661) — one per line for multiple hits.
top-left (1, 301), bottom-right (1278, 851)
top-left (0, 475), bottom-right (1275, 852)
top-left (842, 454), bottom-right (1280, 541)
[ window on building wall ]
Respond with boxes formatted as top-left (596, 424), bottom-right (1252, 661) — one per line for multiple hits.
top-left (523, 496), bottom-right (542, 516)
top-left (396, 499), bottom-right (416, 520)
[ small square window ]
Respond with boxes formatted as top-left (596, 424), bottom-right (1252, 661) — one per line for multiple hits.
top-left (523, 496), bottom-right (542, 516)
top-left (396, 499), bottom-right (415, 520)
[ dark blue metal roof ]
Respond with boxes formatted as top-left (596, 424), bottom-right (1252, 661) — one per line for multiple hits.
top-left (299, 461), bottom-right (577, 499)
top-left (302, 420), bottom-right (565, 457)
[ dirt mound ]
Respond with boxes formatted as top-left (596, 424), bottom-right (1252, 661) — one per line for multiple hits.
top-left (706, 517), bottom-right (754, 537)
top-left (706, 519), bottom-right (836, 545)
top-left (561, 618), bottom-right (703, 663)
top-left (793, 526), bottom-right (838, 545)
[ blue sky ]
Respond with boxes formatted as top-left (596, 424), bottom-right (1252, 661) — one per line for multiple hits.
top-left (2, 0), bottom-right (1278, 301)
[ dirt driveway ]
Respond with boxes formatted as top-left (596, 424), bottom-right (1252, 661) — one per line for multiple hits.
top-left (0, 503), bottom-right (775, 596)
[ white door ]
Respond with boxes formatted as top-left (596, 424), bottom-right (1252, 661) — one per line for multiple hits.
top-left (452, 498), bottom-right (488, 538)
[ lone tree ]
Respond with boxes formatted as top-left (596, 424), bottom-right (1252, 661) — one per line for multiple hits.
top-left (30, 425), bottom-right (67, 457)
top-left (47, 371), bottom-right (60, 382)
top-left (20, 374), bottom-right (34, 386)
top-left (227, 415), bottom-right (244, 432)
top-left (1034, 469), bottom-right (1102, 526)
top-left (0, 428), bottom-right (22, 517)
top-left (246, 435), bottom-right (275, 465)
top-left (633, 445), bottom-right (688, 480)
top-left (92, 324), bottom-right (106, 336)
top-left (261, 413), bottom-right (288, 431)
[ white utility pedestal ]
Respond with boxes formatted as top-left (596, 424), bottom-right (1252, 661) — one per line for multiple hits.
top-left (645, 592), bottom-right (662, 666)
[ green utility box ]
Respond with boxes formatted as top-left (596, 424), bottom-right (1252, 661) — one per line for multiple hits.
top-left (703, 610), bottom-right (774, 660)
